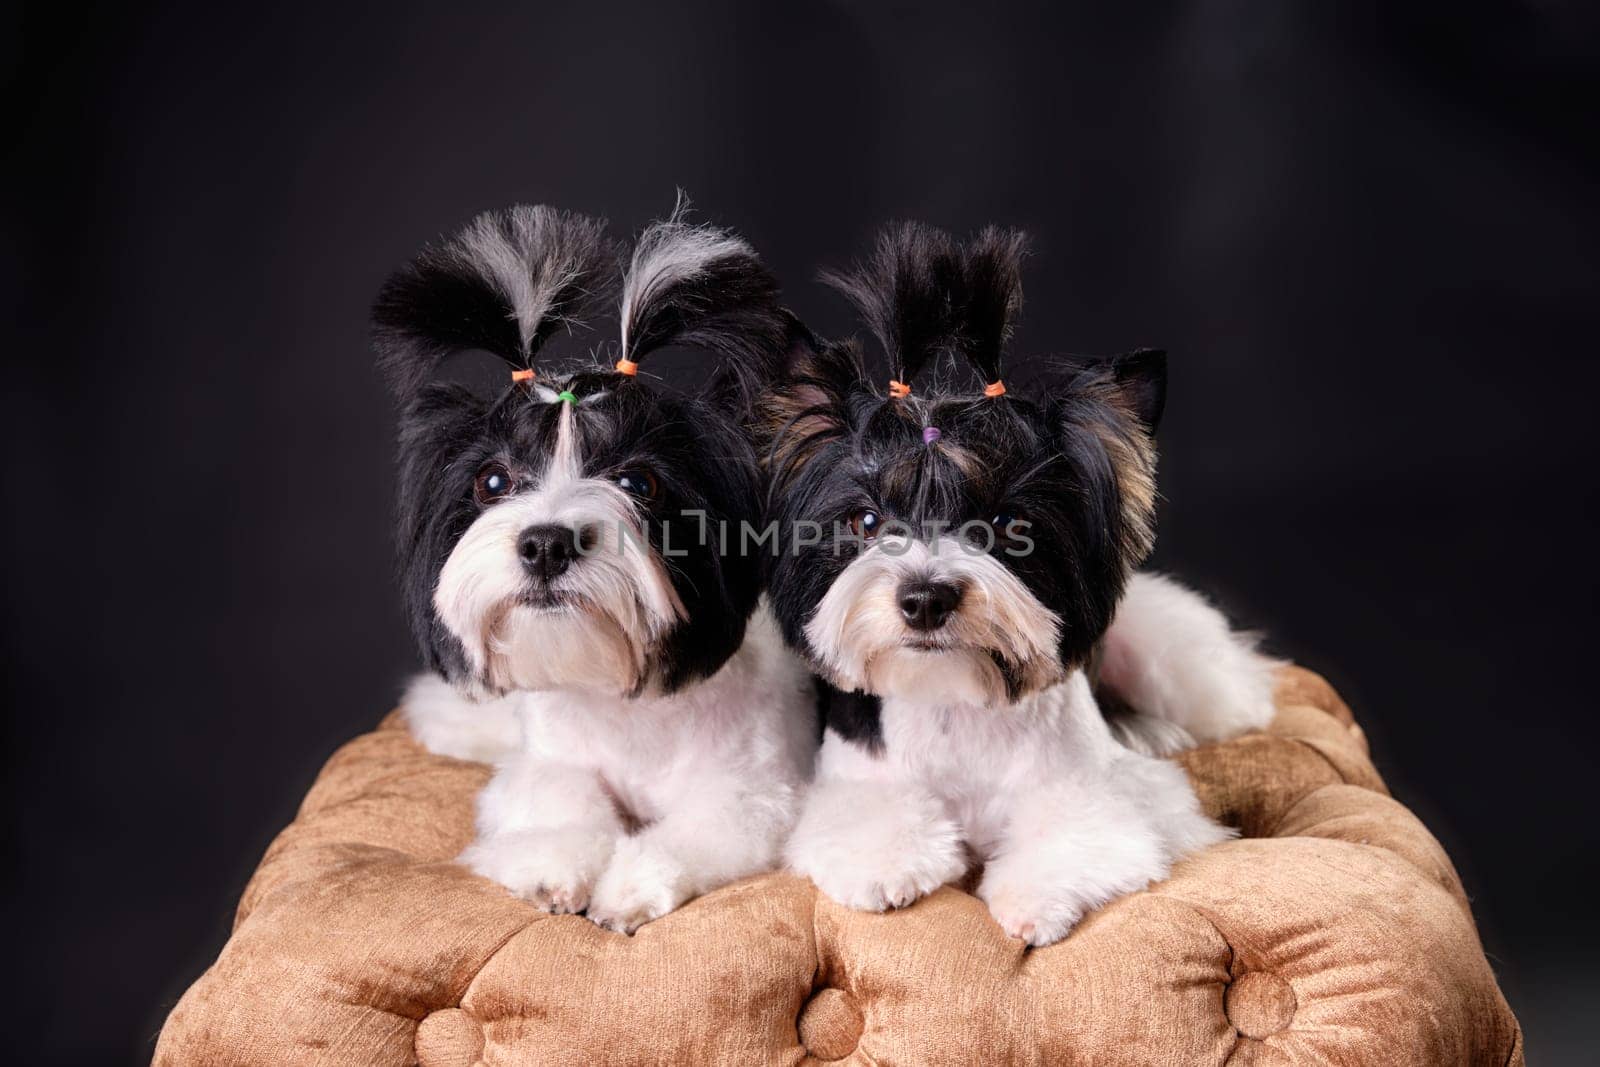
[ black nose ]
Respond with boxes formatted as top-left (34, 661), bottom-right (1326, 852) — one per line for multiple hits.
top-left (897, 580), bottom-right (962, 632)
top-left (517, 524), bottom-right (579, 582)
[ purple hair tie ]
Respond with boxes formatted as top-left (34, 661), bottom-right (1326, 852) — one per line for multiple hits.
top-left (922, 426), bottom-right (942, 446)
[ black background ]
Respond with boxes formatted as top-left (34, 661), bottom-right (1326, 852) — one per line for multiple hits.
top-left (8, 2), bottom-right (1597, 1062)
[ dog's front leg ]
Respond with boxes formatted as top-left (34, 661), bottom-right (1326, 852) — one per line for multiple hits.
top-left (976, 781), bottom-right (1164, 947)
top-left (977, 754), bottom-right (1227, 947)
top-left (785, 743), bottom-right (967, 913)
top-left (458, 756), bottom-right (622, 914)
top-left (586, 772), bottom-right (800, 934)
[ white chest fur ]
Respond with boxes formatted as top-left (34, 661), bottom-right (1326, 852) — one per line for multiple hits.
top-left (413, 605), bottom-right (817, 935)
top-left (878, 673), bottom-right (1121, 845)
top-left (513, 607), bottom-right (818, 822)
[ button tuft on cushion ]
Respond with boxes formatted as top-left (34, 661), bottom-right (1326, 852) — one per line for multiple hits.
top-left (1225, 971), bottom-right (1297, 1039)
top-left (798, 987), bottom-right (864, 1061)
top-left (416, 1007), bottom-right (484, 1067)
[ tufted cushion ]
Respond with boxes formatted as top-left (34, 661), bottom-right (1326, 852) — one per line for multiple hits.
top-left (156, 668), bottom-right (1523, 1065)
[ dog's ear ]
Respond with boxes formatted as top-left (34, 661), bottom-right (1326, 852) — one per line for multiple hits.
top-left (819, 221), bottom-right (964, 395)
top-left (757, 331), bottom-right (871, 492)
top-left (371, 206), bottom-right (618, 404)
top-left (1109, 347), bottom-right (1167, 433)
top-left (613, 196), bottom-right (791, 421)
top-left (1046, 359), bottom-right (1162, 577)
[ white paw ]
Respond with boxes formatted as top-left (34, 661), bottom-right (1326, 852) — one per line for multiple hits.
top-left (979, 879), bottom-right (1086, 947)
top-left (787, 788), bottom-right (967, 912)
top-left (978, 842), bottom-right (1170, 948)
top-left (587, 838), bottom-right (690, 934)
top-left (459, 827), bottom-right (614, 914)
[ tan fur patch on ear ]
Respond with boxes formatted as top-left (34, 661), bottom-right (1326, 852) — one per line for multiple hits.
top-left (759, 343), bottom-right (861, 482)
top-left (760, 379), bottom-right (842, 478)
top-left (1092, 385), bottom-right (1159, 568)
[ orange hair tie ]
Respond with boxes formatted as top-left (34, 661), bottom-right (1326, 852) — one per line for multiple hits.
top-left (510, 368), bottom-right (535, 383)
top-left (983, 379), bottom-right (1007, 398)
top-left (614, 358), bottom-right (639, 377)
top-left (887, 379), bottom-right (911, 399)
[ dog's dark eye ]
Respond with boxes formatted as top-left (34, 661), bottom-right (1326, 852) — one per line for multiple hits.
top-left (616, 470), bottom-right (658, 500)
top-left (850, 510), bottom-right (881, 539)
top-left (474, 463), bottom-right (515, 504)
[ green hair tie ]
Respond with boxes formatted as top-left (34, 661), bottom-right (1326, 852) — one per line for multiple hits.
top-left (557, 390), bottom-right (579, 406)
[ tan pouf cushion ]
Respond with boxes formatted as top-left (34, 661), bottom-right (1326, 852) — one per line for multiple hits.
top-left (156, 668), bottom-right (1522, 1065)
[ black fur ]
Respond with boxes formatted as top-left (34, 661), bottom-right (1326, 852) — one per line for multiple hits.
top-left (761, 223), bottom-right (1166, 738)
top-left (373, 206), bottom-right (618, 400)
top-left (955, 225), bottom-right (1028, 386)
top-left (1111, 346), bottom-right (1168, 431)
top-left (818, 221), bottom-right (964, 388)
top-left (815, 681), bottom-right (885, 754)
top-left (376, 204), bottom-right (790, 694)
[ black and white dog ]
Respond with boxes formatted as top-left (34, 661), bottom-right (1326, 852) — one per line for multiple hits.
top-left (762, 223), bottom-right (1276, 946)
top-left (374, 203), bottom-right (815, 933)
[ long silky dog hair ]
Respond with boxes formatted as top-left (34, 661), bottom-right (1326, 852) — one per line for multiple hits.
top-left (758, 222), bottom-right (1166, 740)
top-left (373, 201), bottom-right (800, 697)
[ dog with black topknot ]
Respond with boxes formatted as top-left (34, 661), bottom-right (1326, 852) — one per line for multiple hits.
top-left (373, 201), bottom-right (815, 933)
top-left (762, 223), bottom-right (1276, 945)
